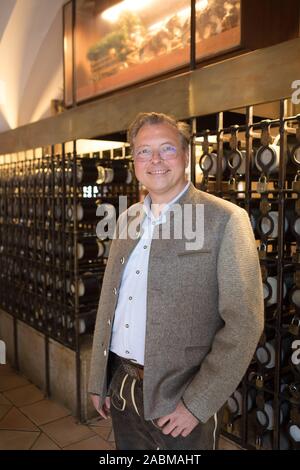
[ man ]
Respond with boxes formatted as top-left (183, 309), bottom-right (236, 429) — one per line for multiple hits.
top-left (89, 112), bottom-right (264, 450)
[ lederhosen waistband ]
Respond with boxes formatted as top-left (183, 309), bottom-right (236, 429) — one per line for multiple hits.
top-left (109, 351), bottom-right (144, 381)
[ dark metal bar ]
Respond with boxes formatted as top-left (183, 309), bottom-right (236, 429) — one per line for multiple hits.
top-left (72, 140), bottom-right (82, 421)
top-left (43, 146), bottom-right (50, 397)
top-left (190, 0), bottom-right (196, 71)
top-left (190, 117), bottom-right (197, 185)
top-left (216, 112), bottom-right (224, 195)
top-left (273, 99), bottom-right (288, 450)
top-left (61, 143), bottom-right (67, 333)
top-left (245, 106), bottom-right (253, 212)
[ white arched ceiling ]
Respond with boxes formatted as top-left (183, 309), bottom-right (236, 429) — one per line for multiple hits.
top-left (19, 8), bottom-right (63, 126)
top-left (0, 111), bottom-right (10, 133)
top-left (0, 0), bottom-right (16, 41)
top-left (0, 0), bottom-right (65, 132)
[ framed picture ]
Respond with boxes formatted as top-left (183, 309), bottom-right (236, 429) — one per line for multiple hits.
top-left (74, 0), bottom-right (191, 102)
top-left (64, 1), bottom-right (300, 107)
top-left (195, 0), bottom-right (241, 60)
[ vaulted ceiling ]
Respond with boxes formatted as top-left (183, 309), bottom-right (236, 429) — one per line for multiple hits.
top-left (0, 0), bottom-right (65, 132)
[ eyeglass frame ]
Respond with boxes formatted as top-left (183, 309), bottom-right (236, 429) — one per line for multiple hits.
top-left (133, 143), bottom-right (181, 162)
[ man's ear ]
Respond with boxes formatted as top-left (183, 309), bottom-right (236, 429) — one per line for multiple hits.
top-left (184, 150), bottom-right (190, 168)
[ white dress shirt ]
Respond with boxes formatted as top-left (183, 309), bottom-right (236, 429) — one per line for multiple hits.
top-left (109, 181), bottom-right (190, 365)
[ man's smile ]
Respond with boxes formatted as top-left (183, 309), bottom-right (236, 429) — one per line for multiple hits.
top-left (147, 169), bottom-right (170, 175)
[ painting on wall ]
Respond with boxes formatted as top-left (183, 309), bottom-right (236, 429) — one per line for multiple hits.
top-left (64, 0), bottom-right (241, 104)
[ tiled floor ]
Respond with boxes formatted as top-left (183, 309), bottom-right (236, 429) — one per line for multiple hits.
top-left (0, 363), bottom-right (115, 450)
top-left (0, 363), bottom-right (240, 450)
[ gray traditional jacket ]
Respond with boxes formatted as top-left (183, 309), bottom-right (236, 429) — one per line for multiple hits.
top-left (88, 183), bottom-right (264, 423)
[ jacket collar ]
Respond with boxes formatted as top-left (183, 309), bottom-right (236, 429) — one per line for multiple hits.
top-left (117, 182), bottom-right (200, 249)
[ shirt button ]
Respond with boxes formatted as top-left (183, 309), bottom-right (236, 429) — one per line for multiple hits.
top-left (136, 270), bottom-right (140, 275)
top-left (120, 256), bottom-right (125, 264)
top-left (143, 245), bottom-right (147, 249)
top-left (113, 287), bottom-right (117, 295)
top-left (125, 324), bottom-right (129, 328)
top-left (125, 350), bottom-right (130, 354)
top-left (129, 296), bottom-right (133, 300)
top-left (104, 349), bottom-right (107, 356)
top-left (152, 221), bottom-right (156, 225)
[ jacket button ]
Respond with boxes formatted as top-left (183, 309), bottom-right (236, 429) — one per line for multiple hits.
top-left (107, 319), bottom-right (111, 326)
top-left (120, 256), bottom-right (125, 264)
top-left (113, 287), bottom-right (117, 295)
top-left (104, 349), bottom-right (107, 356)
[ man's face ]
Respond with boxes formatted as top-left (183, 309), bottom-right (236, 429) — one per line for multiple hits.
top-left (133, 122), bottom-right (189, 201)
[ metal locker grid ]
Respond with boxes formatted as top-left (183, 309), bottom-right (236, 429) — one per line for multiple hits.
top-left (190, 100), bottom-right (300, 450)
top-left (0, 142), bottom-right (139, 420)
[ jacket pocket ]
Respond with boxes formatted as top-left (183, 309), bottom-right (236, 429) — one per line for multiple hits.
top-left (177, 249), bottom-right (212, 256)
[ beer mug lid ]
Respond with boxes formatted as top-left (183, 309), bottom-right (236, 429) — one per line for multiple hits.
top-left (126, 169), bottom-right (133, 184)
top-left (71, 279), bottom-right (85, 296)
top-left (105, 167), bottom-right (114, 183)
top-left (296, 147), bottom-right (300, 163)
top-left (77, 164), bottom-right (83, 183)
top-left (97, 166), bottom-right (105, 184)
top-left (262, 280), bottom-right (272, 301)
top-left (199, 153), bottom-right (213, 172)
top-left (291, 289), bottom-right (300, 307)
top-left (77, 243), bottom-right (84, 259)
top-left (260, 147), bottom-right (274, 165)
top-left (256, 409), bottom-right (268, 427)
top-left (289, 424), bottom-right (300, 442)
top-left (293, 145), bottom-right (300, 165)
top-left (98, 240), bottom-right (105, 257)
top-left (256, 345), bottom-right (268, 364)
top-left (294, 217), bottom-right (300, 236)
top-left (263, 403), bottom-right (274, 429)
top-left (227, 396), bottom-right (238, 414)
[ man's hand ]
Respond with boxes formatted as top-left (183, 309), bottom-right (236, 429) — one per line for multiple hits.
top-left (90, 394), bottom-right (111, 419)
top-left (156, 400), bottom-right (199, 438)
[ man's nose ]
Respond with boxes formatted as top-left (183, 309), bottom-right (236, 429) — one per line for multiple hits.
top-left (150, 149), bottom-right (162, 163)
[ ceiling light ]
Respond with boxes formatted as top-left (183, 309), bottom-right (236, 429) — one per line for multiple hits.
top-left (101, 0), bottom-right (152, 23)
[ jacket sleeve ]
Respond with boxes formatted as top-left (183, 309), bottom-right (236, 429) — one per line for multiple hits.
top-left (182, 207), bottom-right (264, 423)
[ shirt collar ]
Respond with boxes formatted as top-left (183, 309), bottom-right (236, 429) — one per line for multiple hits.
top-left (143, 181), bottom-right (191, 222)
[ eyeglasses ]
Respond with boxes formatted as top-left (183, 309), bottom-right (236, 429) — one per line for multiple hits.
top-left (133, 144), bottom-right (178, 162)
